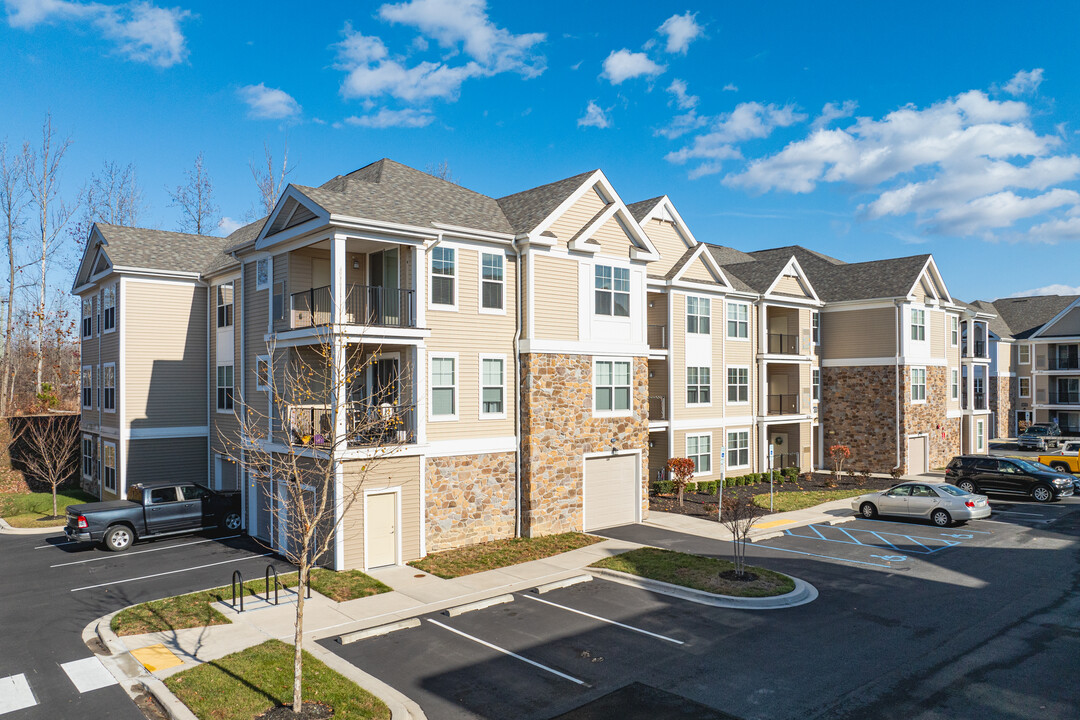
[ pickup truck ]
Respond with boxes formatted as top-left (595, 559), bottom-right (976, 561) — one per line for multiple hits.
top-left (65, 481), bottom-right (242, 552)
top-left (1039, 440), bottom-right (1080, 474)
top-left (1018, 423), bottom-right (1062, 451)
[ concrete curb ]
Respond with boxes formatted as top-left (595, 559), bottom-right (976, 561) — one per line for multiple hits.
top-left (586, 567), bottom-right (818, 610)
top-left (532, 574), bottom-right (592, 594)
top-left (338, 618), bottom-right (421, 645)
top-left (0, 516), bottom-right (65, 535)
top-left (443, 594), bottom-right (514, 617)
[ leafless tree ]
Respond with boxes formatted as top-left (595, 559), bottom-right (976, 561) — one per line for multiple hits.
top-left (84, 160), bottom-right (144, 227)
top-left (15, 414), bottom-right (80, 517)
top-left (720, 495), bottom-right (761, 577)
top-left (249, 140), bottom-right (293, 217)
top-left (425, 159), bottom-right (456, 184)
top-left (223, 334), bottom-right (409, 713)
top-left (169, 152), bottom-right (219, 235)
top-left (0, 140), bottom-right (30, 416)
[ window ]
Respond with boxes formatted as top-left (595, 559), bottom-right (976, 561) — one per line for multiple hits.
top-left (594, 265), bottom-right (630, 317)
top-left (103, 442), bottom-right (116, 493)
top-left (726, 302), bottom-right (749, 339)
top-left (148, 487), bottom-right (177, 504)
top-left (256, 258), bottom-right (270, 290)
top-left (217, 365), bottom-right (234, 411)
top-left (273, 282), bottom-right (285, 321)
top-left (1019, 345), bottom-right (1030, 364)
top-left (950, 316), bottom-right (958, 346)
top-left (431, 356), bottom-right (457, 418)
top-left (727, 367), bottom-right (749, 403)
top-left (480, 356), bottom-right (505, 416)
top-left (102, 285), bottom-right (116, 332)
top-left (595, 360), bottom-right (632, 412)
top-left (812, 311), bottom-right (820, 345)
top-left (431, 247), bottom-right (456, 306)
top-left (480, 253), bottom-right (504, 311)
top-left (911, 367), bottom-right (926, 402)
top-left (95, 366), bottom-right (100, 408)
top-left (727, 430), bottom-right (750, 468)
top-left (82, 297), bottom-right (92, 338)
top-left (976, 420), bottom-right (985, 453)
top-left (216, 283), bottom-right (234, 328)
top-left (812, 368), bottom-right (820, 401)
top-left (686, 296), bottom-right (710, 334)
top-left (1019, 377), bottom-right (1031, 398)
top-left (952, 369), bottom-right (959, 400)
top-left (81, 367), bottom-right (92, 409)
top-left (82, 436), bottom-right (94, 479)
top-left (256, 356), bottom-right (271, 392)
top-left (687, 434), bottom-right (712, 474)
top-left (911, 309), bottom-right (925, 341)
top-left (180, 485), bottom-right (209, 500)
top-left (686, 367), bottom-right (711, 405)
top-left (95, 294), bottom-right (101, 335)
top-left (103, 364), bottom-right (115, 412)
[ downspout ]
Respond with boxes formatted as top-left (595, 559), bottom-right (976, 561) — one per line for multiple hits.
top-left (894, 299), bottom-right (903, 475)
top-left (512, 236), bottom-right (523, 538)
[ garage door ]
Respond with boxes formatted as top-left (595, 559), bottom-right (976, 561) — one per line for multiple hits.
top-left (584, 454), bottom-right (637, 531)
top-left (906, 436), bottom-right (928, 475)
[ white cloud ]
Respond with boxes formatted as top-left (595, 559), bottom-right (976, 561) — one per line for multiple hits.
top-left (1009, 283), bottom-right (1080, 297)
top-left (1003, 68), bottom-right (1044, 96)
top-left (600, 49), bottom-right (665, 84)
top-left (218, 216), bottom-right (243, 235)
top-left (927, 188), bottom-right (1080, 236)
top-left (656, 109), bottom-right (708, 140)
top-left (238, 83), bottom-right (301, 119)
top-left (723, 83), bottom-right (738, 92)
top-left (577, 101), bottom-right (610, 129)
top-left (344, 108), bottom-right (435, 128)
top-left (666, 102), bottom-right (804, 173)
top-left (1027, 215), bottom-right (1080, 243)
top-left (657, 11), bottom-right (702, 54)
top-left (4, 0), bottom-right (191, 67)
top-left (811, 100), bottom-right (857, 130)
top-left (666, 78), bottom-right (697, 109)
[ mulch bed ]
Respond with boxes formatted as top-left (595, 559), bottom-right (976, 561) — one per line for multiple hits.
top-left (650, 472), bottom-right (900, 518)
top-left (256, 702), bottom-right (333, 720)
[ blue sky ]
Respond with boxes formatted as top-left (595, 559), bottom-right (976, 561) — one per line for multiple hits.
top-left (4, 0), bottom-right (1080, 301)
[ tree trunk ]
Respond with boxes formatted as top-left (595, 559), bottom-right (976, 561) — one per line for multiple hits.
top-left (52, 484), bottom-right (58, 518)
top-left (292, 558), bottom-right (307, 713)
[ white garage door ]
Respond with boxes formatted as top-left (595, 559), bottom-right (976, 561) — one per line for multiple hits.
top-left (906, 436), bottom-right (928, 475)
top-left (584, 454), bottom-right (638, 531)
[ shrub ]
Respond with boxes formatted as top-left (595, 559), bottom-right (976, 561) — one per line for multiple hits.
top-left (724, 478), bottom-right (736, 488)
top-left (654, 480), bottom-right (674, 495)
top-left (783, 467), bottom-right (799, 480)
top-left (858, 469), bottom-right (872, 486)
top-left (700, 481), bottom-right (716, 494)
top-left (828, 444), bottom-right (852, 475)
top-left (684, 482), bottom-right (697, 494)
top-left (666, 457), bottom-right (696, 506)
top-left (890, 466), bottom-right (903, 481)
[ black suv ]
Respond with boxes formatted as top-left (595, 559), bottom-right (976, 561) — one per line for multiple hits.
top-left (945, 455), bottom-right (1074, 502)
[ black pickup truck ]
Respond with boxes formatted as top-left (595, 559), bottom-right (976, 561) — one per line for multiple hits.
top-left (65, 481), bottom-right (242, 551)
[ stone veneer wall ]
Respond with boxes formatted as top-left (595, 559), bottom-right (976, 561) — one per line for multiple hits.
top-left (820, 366), bottom-right (899, 473)
top-left (425, 452), bottom-right (516, 553)
top-left (900, 366), bottom-right (961, 471)
top-left (989, 376), bottom-right (1014, 438)
top-left (519, 353), bottom-right (649, 536)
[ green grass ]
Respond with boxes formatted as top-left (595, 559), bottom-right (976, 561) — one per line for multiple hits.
top-left (752, 489), bottom-right (870, 512)
top-left (0, 489), bottom-right (96, 527)
top-left (111, 569), bottom-right (391, 637)
top-left (591, 547), bottom-right (795, 598)
top-left (164, 639), bottom-right (389, 720)
top-left (408, 532), bottom-right (603, 579)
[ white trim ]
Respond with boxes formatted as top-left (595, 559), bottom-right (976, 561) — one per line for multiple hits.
top-left (725, 427), bottom-right (752, 470)
top-left (418, 455), bottom-right (426, 558)
top-left (428, 245), bottom-right (458, 312)
top-left (118, 277), bottom-right (127, 499)
top-left (951, 368), bottom-right (960, 401)
top-left (669, 244), bottom-right (733, 290)
top-left (820, 357), bottom-right (950, 368)
top-left (256, 355), bottom-right (271, 392)
top-left (215, 363), bottom-right (235, 414)
top-left (81, 365), bottom-right (93, 409)
top-left (726, 365), bottom-right (751, 406)
top-left (685, 365), bottom-right (712, 408)
top-left (1018, 344), bottom-right (1031, 365)
top-left (581, 449), bottom-right (643, 530)
top-left (102, 440), bottom-right (117, 494)
top-left (425, 436), bottom-right (517, 457)
top-left (102, 282), bottom-right (117, 334)
top-left (949, 315), bottom-right (959, 347)
top-left (517, 339), bottom-right (648, 356)
top-left (363, 487), bottom-right (403, 570)
top-left (428, 353), bottom-right (459, 422)
top-left (685, 431), bottom-right (714, 478)
top-left (763, 256), bottom-right (822, 305)
top-left (592, 357), bottom-right (633, 418)
top-left (478, 353), bottom-right (508, 420)
top-left (81, 434), bottom-right (94, 483)
top-left (1018, 376), bottom-right (1031, 398)
top-left (127, 426), bottom-right (210, 440)
top-left (477, 250), bottom-right (507, 316)
top-left (910, 366), bottom-right (927, 404)
top-left (725, 299), bottom-right (751, 341)
top-left (1030, 296), bottom-right (1080, 339)
top-left (334, 461), bottom-right (345, 571)
top-left (102, 362), bottom-right (116, 414)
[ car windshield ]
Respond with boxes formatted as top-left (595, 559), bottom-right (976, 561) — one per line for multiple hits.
top-left (1024, 427), bottom-right (1048, 435)
top-left (1013, 458), bottom-right (1052, 473)
top-left (936, 484), bottom-right (969, 496)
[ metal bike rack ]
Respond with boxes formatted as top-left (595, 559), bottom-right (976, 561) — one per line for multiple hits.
top-left (265, 565), bottom-right (280, 606)
top-left (231, 570), bottom-right (244, 612)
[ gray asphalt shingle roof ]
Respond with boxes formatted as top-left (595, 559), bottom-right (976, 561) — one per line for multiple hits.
top-left (94, 223), bottom-right (232, 276)
top-left (496, 170), bottom-right (597, 234)
top-left (627, 196), bottom-right (664, 223)
top-left (746, 245), bottom-right (931, 303)
top-left (983, 295), bottom-right (1080, 339)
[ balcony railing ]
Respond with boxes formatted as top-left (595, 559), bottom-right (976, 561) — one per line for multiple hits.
top-left (648, 395), bottom-right (667, 420)
top-left (1049, 357), bottom-right (1080, 371)
top-left (767, 333), bottom-right (799, 355)
top-left (282, 402), bottom-right (416, 448)
top-left (961, 390), bottom-right (987, 410)
top-left (1048, 391), bottom-right (1080, 405)
top-left (767, 394), bottom-right (800, 415)
top-left (647, 324), bottom-right (667, 350)
top-left (962, 340), bottom-right (988, 359)
top-left (290, 284), bottom-right (417, 329)
top-left (767, 451), bottom-right (801, 470)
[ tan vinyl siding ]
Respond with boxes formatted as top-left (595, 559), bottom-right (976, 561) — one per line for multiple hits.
top-left (126, 437), bottom-right (207, 486)
top-left (647, 292), bottom-right (667, 328)
top-left (642, 219), bottom-right (691, 277)
top-left (821, 307), bottom-right (897, 359)
top-left (773, 275), bottom-right (809, 298)
top-left (723, 297), bottom-right (755, 420)
top-left (681, 255), bottom-right (717, 283)
top-left (340, 454), bottom-right (421, 570)
top-left (244, 261), bottom-right (270, 439)
top-left (547, 188), bottom-right (606, 248)
top-left (210, 273), bottom-right (242, 457)
top-left (590, 215), bottom-right (635, 259)
top-left (648, 430), bottom-right (668, 484)
top-left (1043, 306), bottom-right (1080, 336)
top-left (930, 310), bottom-right (946, 359)
top-left (997, 342), bottom-right (1014, 375)
top-left (671, 293), bottom-right (721, 419)
top-left (531, 254), bottom-right (578, 342)
top-left (648, 358), bottom-right (668, 399)
top-left (272, 252), bottom-right (289, 332)
top-left (673, 428), bottom-right (720, 480)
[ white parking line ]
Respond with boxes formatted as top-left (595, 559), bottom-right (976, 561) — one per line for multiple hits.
top-left (0, 673), bottom-right (36, 714)
top-left (50, 535), bottom-right (243, 568)
top-left (427, 619), bottom-right (587, 686)
top-left (70, 553), bottom-right (273, 592)
top-left (60, 657), bottom-right (118, 693)
top-left (35, 540), bottom-right (78, 549)
top-left (520, 594), bottom-right (684, 645)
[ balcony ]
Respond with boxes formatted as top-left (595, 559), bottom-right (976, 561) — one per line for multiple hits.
top-left (290, 284), bottom-right (417, 330)
top-left (648, 395), bottom-right (667, 420)
top-left (1048, 391), bottom-right (1080, 405)
top-left (767, 333), bottom-right (799, 355)
top-left (768, 451), bottom-right (801, 470)
top-left (282, 402), bottom-right (417, 448)
top-left (962, 340), bottom-right (988, 359)
top-left (1049, 353), bottom-right (1080, 371)
top-left (767, 394), bottom-right (800, 415)
top-left (961, 390), bottom-right (987, 411)
top-left (647, 324), bottom-right (667, 350)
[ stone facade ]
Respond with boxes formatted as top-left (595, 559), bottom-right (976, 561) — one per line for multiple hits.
top-left (820, 365), bottom-right (899, 473)
top-left (425, 452), bottom-right (516, 553)
top-left (519, 353), bottom-right (649, 536)
top-left (900, 366), bottom-right (961, 472)
top-left (989, 376), bottom-right (1014, 438)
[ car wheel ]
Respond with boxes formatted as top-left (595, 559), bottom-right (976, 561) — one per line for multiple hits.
top-left (1031, 484), bottom-right (1054, 503)
top-left (860, 502), bottom-right (878, 519)
top-left (931, 509), bottom-right (952, 527)
top-left (104, 525), bottom-right (134, 552)
top-left (957, 480), bottom-right (978, 494)
top-left (1050, 462), bottom-right (1071, 473)
top-left (221, 511), bottom-right (242, 531)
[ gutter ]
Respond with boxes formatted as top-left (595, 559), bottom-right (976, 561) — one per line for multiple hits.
top-left (511, 236), bottom-right (523, 538)
top-left (894, 300), bottom-right (903, 475)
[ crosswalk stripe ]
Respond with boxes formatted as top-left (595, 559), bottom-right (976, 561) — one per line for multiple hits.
top-left (0, 673), bottom-right (36, 715)
top-left (61, 657), bottom-right (119, 694)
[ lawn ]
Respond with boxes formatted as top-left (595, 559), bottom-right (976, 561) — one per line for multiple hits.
top-left (408, 532), bottom-right (603, 578)
top-left (111, 569), bottom-right (391, 636)
top-left (0, 489), bottom-right (96, 527)
top-left (592, 547), bottom-right (795, 597)
top-left (164, 639), bottom-right (389, 720)
top-left (752, 488), bottom-right (869, 513)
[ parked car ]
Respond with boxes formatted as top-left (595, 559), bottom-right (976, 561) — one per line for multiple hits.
top-left (945, 455), bottom-right (1075, 502)
top-left (851, 482), bottom-right (991, 527)
top-left (65, 481), bottom-right (242, 551)
top-left (1017, 423), bottom-right (1062, 451)
top-left (1038, 440), bottom-right (1080, 473)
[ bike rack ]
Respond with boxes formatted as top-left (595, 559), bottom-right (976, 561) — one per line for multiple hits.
top-left (265, 565), bottom-right (279, 606)
top-left (231, 570), bottom-right (244, 612)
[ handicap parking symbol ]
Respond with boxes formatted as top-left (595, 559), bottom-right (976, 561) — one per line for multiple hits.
top-left (940, 533), bottom-right (973, 539)
top-left (869, 554), bottom-right (907, 562)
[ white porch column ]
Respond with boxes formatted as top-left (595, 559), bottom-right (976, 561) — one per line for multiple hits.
top-left (415, 343), bottom-right (426, 445)
top-left (415, 245), bottom-right (426, 329)
top-left (759, 302), bottom-right (769, 355)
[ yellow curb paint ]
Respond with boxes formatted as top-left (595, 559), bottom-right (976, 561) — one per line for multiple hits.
top-left (130, 644), bottom-right (184, 673)
top-left (754, 519), bottom-right (797, 530)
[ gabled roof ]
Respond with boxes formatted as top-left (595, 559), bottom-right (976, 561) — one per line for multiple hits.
top-left (90, 223), bottom-right (231, 274)
top-left (626, 196), bottom-right (665, 223)
top-left (719, 253), bottom-right (794, 294)
top-left (496, 170), bottom-right (598, 235)
top-left (984, 295), bottom-right (1080, 339)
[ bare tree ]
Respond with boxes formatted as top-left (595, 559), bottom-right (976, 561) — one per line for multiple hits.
top-left (249, 140), bottom-right (293, 217)
top-left (425, 159), bottom-right (456, 184)
top-left (15, 414), bottom-right (80, 518)
top-left (224, 335), bottom-right (409, 714)
top-left (169, 152), bottom-right (219, 235)
top-left (84, 160), bottom-right (143, 227)
top-left (720, 495), bottom-right (761, 577)
top-left (0, 140), bottom-right (29, 416)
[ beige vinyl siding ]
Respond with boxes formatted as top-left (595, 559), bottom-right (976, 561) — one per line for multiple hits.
top-left (531, 254), bottom-right (578, 342)
top-left (547, 188), bottom-right (606, 248)
top-left (244, 261), bottom-right (270, 439)
top-left (799, 362), bottom-right (812, 413)
top-left (590, 215), bottom-right (636, 259)
top-left (673, 428), bottom-right (720, 480)
top-left (209, 273), bottom-right (242, 457)
top-left (426, 247), bottom-right (516, 442)
top-left (671, 293), bottom-right (727, 419)
top-left (947, 315), bottom-right (961, 367)
top-left (1035, 374), bottom-right (1048, 403)
top-left (723, 298), bottom-right (756, 420)
top-left (97, 284), bottom-right (121, 429)
top-left (272, 252), bottom-right (290, 332)
top-left (773, 275), bottom-right (809, 298)
top-left (820, 307), bottom-right (897, 359)
top-left (647, 430), bottom-right (668, 484)
top-left (126, 437), bottom-right (207, 486)
top-left (647, 292), bottom-right (667, 328)
top-left (997, 342), bottom-right (1014, 375)
top-left (1043, 305), bottom-right (1080, 336)
top-left (340, 454), bottom-right (421, 570)
top-left (648, 358), bottom-right (668, 399)
top-left (642, 219), bottom-right (691, 277)
top-left (681, 255), bottom-right (717, 283)
top-left (930, 310), bottom-right (946, 359)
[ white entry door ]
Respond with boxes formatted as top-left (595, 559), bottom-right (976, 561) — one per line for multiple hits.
top-left (906, 436), bottom-right (928, 475)
top-left (366, 492), bottom-right (398, 568)
top-left (583, 454), bottom-right (638, 531)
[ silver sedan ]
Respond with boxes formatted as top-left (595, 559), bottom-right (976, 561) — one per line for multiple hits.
top-left (850, 482), bottom-right (991, 527)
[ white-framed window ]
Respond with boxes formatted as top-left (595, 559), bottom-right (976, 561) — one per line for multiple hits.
top-left (951, 369), bottom-right (959, 400)
top-left (727, 429), bottom-right (750, 469)
top-left (431, 246), bottom-right (456, 307)
top-left (686, 366), bottom-right (711, 405)
top-left (102, 284), bottom-right (116, 333)
top-left (256, 258), bottom-right (270, 290)
top-left (256, 356), bottom-right (271, 392)
top-left (95, 365), bottom-right (101, 408)
top-left (726, 301), bottom-right (749, 339)
top-left (911, 308), bottom-right (926, 341)
top-left (976, 419), bottom-right (985, 453)
top-left (911, 367), bottom-right (927, 402)
top-left (594, 265), bottom-right (630, 317)
top-left (686, 296), bottom-right (710, 334)
top-left (81, 435), bottom-right (95, 480)
top-left (812, 311), bottom-right (820, 345)
top-left (216, 365), bottom-right (234, 412)
top-left (82, 297), bottom-right (93, 338)
top-left (812, 368), bottom-right (820, 401)
top-left (103, 363), bottom-right (115, 412)
top-left (686, 433), bottom-right (712, 475)
top-left (216, 283), bottom-right (234, 328)
top-left (1019, 376), bottom-right (1031, 398)
top-left (479, 355), bottom-right (506, 418)
top-left (594, 359), bottom-right (632, 414)
top-left (103, 441), bottom-right (116, 493)
top-left (480, 252), bottom-right (504, 312)
top-left (727, 366), bottom-right (749, 404)
top-left (1018, 344), bottom-right (1030, 364)
top-left (950, 316), bottom-right (958, 347)
top-left (430, 354), bottom-right (458, 419)
top-left (81, 366), bottom-right (93, 409)
top-left (95, 293), bottom-right (101, 335)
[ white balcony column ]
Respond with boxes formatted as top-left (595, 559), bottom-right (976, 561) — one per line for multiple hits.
top-left (759, 302), bottom-right (769, 355)
top-left (760, 359), bottom-right (770, 417)
top-left (415, 244), bottom-right (427, 328)
top-left (330, 233), bottom-right (348, 450)
top-left (330, 233), bottom-right (347, 326)
top-left (415, 344), bottom-right (427, 445)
